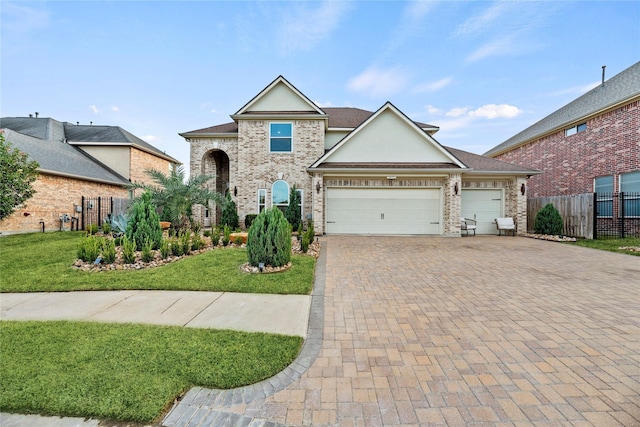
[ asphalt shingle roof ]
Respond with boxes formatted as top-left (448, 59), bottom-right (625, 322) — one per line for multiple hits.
top-left (1, 120), bottom-right (129, 185)
top-left (485, 61), bottom-right (640, 156)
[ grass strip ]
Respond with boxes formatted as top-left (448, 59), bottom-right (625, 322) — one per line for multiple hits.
top-left (0, 321), bottom-right (302, 423)
top-left (0, 232), bottom-right (315, 293)
top-left (566, 236), bottom-right (640, 256)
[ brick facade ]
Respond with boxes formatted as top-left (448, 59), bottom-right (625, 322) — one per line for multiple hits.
top-left (494, 100), bottom-right (639, 197)
top-left (130, 147), bottom-right (175, 185)
top-left (0, 174), bottom-right (128, 234)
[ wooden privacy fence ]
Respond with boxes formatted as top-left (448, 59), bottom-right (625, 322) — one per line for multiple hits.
top-left (527, 194), bottom-right (594, 239)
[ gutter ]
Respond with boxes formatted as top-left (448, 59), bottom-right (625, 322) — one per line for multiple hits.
top-left (38, 168), bottom-right (130, 187)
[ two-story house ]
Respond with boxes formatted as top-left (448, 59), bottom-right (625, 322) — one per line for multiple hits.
top-left (181, 76), bottom-right (538, 236)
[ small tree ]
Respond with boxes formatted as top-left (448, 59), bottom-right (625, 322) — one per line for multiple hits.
top-left (0, 133), bottom-right (39, 221)
top-left (126, 191), bottom-right (163, 249)
top-left (284, 185), bottom-right (302, 231)
top-left (220, 191), bottom-right (239, 229)
top-left (534, 203), bottom-right (564, 235)
top-left (247, 207), bottom-right (292, 268)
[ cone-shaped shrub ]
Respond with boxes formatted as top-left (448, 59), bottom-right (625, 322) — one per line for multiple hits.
top-left (220, 191), bottom-right (239, 229)
top-left (126, 191), bottom-right (163, 250)
top-left (247, 208), bottom-right (292, 267)
top-left (534, 203), bottom-right (563, 235)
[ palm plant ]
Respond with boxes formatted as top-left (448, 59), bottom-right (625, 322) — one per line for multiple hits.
top-left (129, 166), bottom-right (223, 234)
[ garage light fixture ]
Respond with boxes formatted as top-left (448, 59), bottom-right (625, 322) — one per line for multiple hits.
top-left (521, 183), bottom-right (526, 195)
top-left (316, 182), bottom-right (321, 193)
top-left (454, 182), bottom-right (459, 195)
top-left (386, 176), bottom-right (396, 180)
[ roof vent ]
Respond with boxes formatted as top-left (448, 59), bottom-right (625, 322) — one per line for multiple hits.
top-left (35, 112), bottom-right (39, 118)
top-left (29, 114), bottom-right (33, 118)
top-left (601, 65), bottom-right (606, 88)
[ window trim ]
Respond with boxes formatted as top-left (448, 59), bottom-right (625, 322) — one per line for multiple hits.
top-left (269, 122), bottom-right (293, 153)
top-left (257, 188), bottom-right (267, 213)
top-left (565, 122), bottom-right (587, 137)
top-left (271, 180), bottom-right (290, 209)
top-left (296, 188), bottom-right (304, 220)
top-left (620, 171), bottom-right (640, 218)
top-left (594, 175), bottom-right (614, 218)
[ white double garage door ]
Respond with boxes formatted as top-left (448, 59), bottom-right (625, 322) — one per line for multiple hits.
top-left (325, 187), bottom-right (503, 235)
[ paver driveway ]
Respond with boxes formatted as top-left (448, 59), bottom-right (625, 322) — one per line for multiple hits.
top-left (166, 236), bottom-right (640, 426)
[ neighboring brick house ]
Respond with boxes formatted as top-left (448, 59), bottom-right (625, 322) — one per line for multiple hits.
top-left (0, 116), bottom-right (180, 234)
top-left (485, 61), bottom-right (640, 199)
top-left (181, 76), bottom-right (538, 236)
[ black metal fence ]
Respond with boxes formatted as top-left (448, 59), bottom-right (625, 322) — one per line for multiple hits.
top-left (594, 192), bottom-right (640, 239)
top-left (80, 196), bottom-right (130, 231)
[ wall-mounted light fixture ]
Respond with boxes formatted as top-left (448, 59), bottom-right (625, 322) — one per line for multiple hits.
top-left (386, 176), bottom-right (396, 180)
top-left (316, 181), bottom-right (321, 194)
top-left (454, 182), bottom-right (459, 195)
top-left (234, 186), bottom-right (238, 197)
top-left (521, 183), bottom-right (526, 195)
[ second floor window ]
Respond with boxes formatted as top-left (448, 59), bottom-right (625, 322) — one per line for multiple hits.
top-left (270, 123), bottom-right (292, 152)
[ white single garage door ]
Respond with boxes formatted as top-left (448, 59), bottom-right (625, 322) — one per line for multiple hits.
top-left (326, 188), bottom-right (441, 235)
top-left (461, 189), bottom-right (504, 234)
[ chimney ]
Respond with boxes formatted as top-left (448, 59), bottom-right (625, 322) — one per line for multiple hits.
top-left (601, 65), bottom-right (606, 88)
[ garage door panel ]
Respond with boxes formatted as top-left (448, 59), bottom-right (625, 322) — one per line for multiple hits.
top-left (461, 189), bottom-right (503, 235)
top-left (326, 188), bottom-right (441, 235)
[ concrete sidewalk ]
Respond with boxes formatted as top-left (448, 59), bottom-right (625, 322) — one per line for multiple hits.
top-left (0, 290), bottom-right (311, 337)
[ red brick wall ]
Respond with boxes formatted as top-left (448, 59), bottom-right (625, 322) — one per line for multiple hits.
top-left (0, 174), bottom-right (128, 234)
top-left (495, 100), bottom-right (639, 197)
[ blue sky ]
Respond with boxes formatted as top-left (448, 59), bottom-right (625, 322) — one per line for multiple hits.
top-left (2, 1), bottom-right (639, 170)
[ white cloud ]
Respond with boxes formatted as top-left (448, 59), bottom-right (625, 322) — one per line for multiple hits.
top-left (141, 135), bottom-right (158, 142)
top-left (414, 77), bottom-right (453, 93)
top-left (453, 2), bottom-right (512, 38)
top-left (469, 104), bottom-right (522, 119)
top-left (89, 105), bottom-right (99, 114)
top-left (279, 1), bottom-right (350, 54)
top-left (111, 106), bottom-right (120, 112)
top-left (424, 104), bottom-right (441, 115)
top-left (466, 36), bottom-right (517, 63)
top-left (347, 67), bottom-right (410, 98)
top-left (1, 2), bottom-right (49, 34)
top-left (445, 107), bottom-right (470, 118)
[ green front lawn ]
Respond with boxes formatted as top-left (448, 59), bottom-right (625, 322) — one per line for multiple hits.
top-left (1, 321), bottom-right (302, 423)
top-left (0, 232), bottom-right (315, 293)
top-left (567, 236), bottom-right (640, 256)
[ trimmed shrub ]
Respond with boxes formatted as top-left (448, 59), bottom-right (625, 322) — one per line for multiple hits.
top-left (121, 235), bottom-right (137, 264)
top-left (77, 236), bottom-right (100, 262)
top-left (284, 185), bottom-right (301, 231)
top-left (126, 191), bottom-right (163, 250)
top-left (86, 223), bottom-right (99, 235)
top-left (101, 238), bottom-right (117, 264)
top-left (141, 238), bottom-right (154, 263)
top-left (170, 237), bottom-right (184, 257)
top-left (101, 222), bottom-right (112, 235)
top-left (534, 203), bottom-right (564, 235)
top-left (220, 192), bottom-right (239, 229)
top-left (244, 214), bottom-right (258, 229)
top-left (247, 207), bottom-right (292, 268)
top-left (221, 225), bottom-right (231, 247)
top-left (160, 238), bottom-right (170, 259)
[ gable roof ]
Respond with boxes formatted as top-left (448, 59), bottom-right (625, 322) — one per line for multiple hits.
top-left (310, 102), bottom-right (467, 170)
top-left (235, 75), bottom-right (325, 116)
top-left (1, 119), bottom-right (130, 186)
top-left (485, 61), bottom-right (640, 157)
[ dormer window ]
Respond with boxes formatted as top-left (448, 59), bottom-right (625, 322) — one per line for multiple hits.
top-left (270, 123), bottom-right (292, 152)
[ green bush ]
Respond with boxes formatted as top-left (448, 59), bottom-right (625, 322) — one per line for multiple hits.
top-left (284, 185), bottom-right (302, 231)
top-left (170, 237), bottom-right (184, 257)
top-left (301, 219), bottom-right (314, 253)
top-left (121, 235), bottom-right (137, 264)
top-left (220, 192), bottom-right (239, 229)
top-left (159, 238), bottom-right (170, 259)
top-left (101, 222), bottom-right (112, 235)
top-left (191, 234), bottom-right (205, 251)
top-left (221, 225), bottom-right (231, 247)
top-left (247, 208), bottom-right (292, 268)
top-left (86, 223), bottom-right (99, 235)
top-left (126, 191), bottom-right (162, 250)
top-left (534, 203), bottom-right (564, 235)
top-left (77, 236), bottom-right (101, 262)
top-left (180, 232), bottom-right (191, 255)
top-left (101, 238), bottom-right (117, 264)
top-left (141, 238), bottom-right (154, 263)
top-left (244, 214), bottom-right (258, 229)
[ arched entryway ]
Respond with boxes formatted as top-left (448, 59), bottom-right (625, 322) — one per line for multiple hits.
top-left (201, 149), bottom-right (230, 226)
